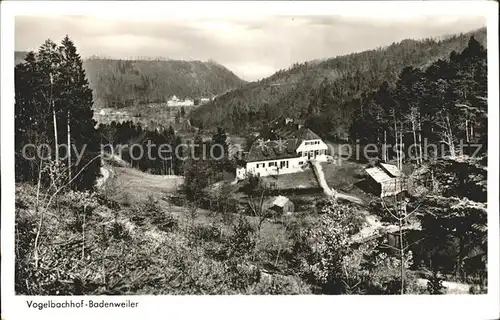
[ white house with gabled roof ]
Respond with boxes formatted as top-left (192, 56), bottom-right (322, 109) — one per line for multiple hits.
top-left (236, 127), bottom-right (329, 180)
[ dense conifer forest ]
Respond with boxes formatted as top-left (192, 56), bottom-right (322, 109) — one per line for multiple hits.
top-left (190, 28), bottom-right (486, 138)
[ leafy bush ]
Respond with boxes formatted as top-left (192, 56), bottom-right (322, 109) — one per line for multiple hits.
top-left (130, 196), bottom-right (178, 232)
top-left (426, 270), bottom-right (445, 294)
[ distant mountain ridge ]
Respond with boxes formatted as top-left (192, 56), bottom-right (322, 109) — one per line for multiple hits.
top-left (15, 52), bottom-right (247, 109)
top-left (190, 27), bottom-right (487, 134)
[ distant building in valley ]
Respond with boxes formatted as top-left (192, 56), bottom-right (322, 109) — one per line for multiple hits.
top-left (94, 108), bottom-right (132, 124)
top-left (167, 95), bottom-right (194, 107)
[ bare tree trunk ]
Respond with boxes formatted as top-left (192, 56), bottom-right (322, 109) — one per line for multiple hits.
top-left (399, 122), bottom-right (404, 170)
top-left (411, 118), bottom-right (419, 166)
top-left (67, 109), bottom-right (72, 182)
top-left (33, 159), bottom-right (44, 269)
top-left (465, 118), bottom-right (469, 143)
top-left (394, 119), bottom-right (399, 169)
top-left (418, 130), bottom-right (424, 163)
top-left (52, 102), bottom-right (59, 164)
top-left (48, 73), bottom-right (59, 165)
top-left (400, 212), bottom-right (405, 294)
top-left (446, 115), bottom-right (456, 158)
top-left (383, 130), bottom-right (387, 162)
top-left (430, 168), bottom-right (435, 191)
top-left (456, 238), bottom-right (464, 281)
top-left (81, 206), bottom-right (86, 260)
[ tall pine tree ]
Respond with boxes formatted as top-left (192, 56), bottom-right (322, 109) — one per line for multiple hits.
top-left (15, 36), bottom-right (100, 190)
top-left (59, 35), bottom-right (101, 190)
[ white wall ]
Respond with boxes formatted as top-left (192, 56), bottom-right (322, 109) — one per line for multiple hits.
top-left (296, 139), bottom-right (328, 153)
top-left (296, 139), bottom-right (329, 162)
top-left (236, 167), bottom-right (247, 180)
top-left (167, 100), bottom-right (195, 107)
top-left (245, 157), bottom-right (306, 177)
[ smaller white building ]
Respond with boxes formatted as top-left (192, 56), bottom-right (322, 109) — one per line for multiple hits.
top-left (264, 195), bottom-right (295, 215)
top-left (167, 95), bottom-right (195, 107)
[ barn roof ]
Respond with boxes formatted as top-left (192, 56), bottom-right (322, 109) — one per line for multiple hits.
top-left (365, 167), bottom-right (393, 183)
top-left (380, 163), bottom-right (405, 177)
top-left (366, 162), bottom-right (406, 183)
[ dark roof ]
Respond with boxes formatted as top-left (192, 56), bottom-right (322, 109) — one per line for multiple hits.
top-left (365, 162), bottom-right (406, 183)
top-left (379, 163), bottom-right (405, 177)
top-left (365, 166), bottom-right (393, 183)
top-left (295, 127), bottom-right (322, 140)
top-left (271, 126), bottom-right (321, 140)
top-left (246, 139), bottom-right (301, 162)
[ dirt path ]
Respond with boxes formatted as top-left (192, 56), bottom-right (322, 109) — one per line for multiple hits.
top-left (310, 160), bottom-right (364, 205)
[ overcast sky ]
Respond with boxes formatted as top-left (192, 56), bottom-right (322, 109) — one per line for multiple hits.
top-left (15, 15), bottom-right (486, 81)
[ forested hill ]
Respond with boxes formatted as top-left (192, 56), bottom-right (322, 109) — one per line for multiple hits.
top-left (15, 52), bottom-right (247, 109)
top-left (82, 59), bottom-right (246, 108)
top-left (190, 28), bottom-right (486, 135)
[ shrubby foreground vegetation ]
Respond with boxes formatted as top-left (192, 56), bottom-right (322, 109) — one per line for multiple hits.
top-left (16, 185), bottom-right (427, 295)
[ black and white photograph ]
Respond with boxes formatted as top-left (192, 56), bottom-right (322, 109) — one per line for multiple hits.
top-left (1, 1), bottom-right (499, 319)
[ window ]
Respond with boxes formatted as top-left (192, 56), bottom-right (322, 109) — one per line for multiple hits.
top-left (280, 160), bottom-right (289, 169)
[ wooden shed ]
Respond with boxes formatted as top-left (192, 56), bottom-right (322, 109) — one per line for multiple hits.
top-left (365, 163), bottom-right (408, 198)
top-left (265, 195), bottom-right (295, 215)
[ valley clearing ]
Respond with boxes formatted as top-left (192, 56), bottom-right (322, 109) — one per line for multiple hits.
top-left (104, 166), bottom-right (184, 203)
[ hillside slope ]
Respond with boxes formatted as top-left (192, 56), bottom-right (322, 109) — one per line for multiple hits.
top-left (190, 28), bottom-right (486, 135)
top-left (83, 59), bottom-right (247, 109)
top-left (15, 53), bottom-right (247, 109)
